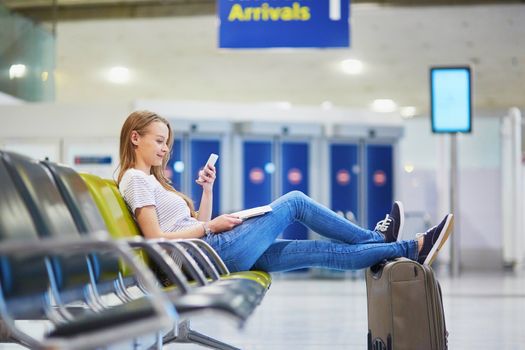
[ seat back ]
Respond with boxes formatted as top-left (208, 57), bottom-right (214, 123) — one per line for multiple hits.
top-left (0, 154), bottom-right (52, 317)
top-left (1, 151), bottom-right (92, 291)
top-left (41, 161), bottom-right (121, 284)
top-left (104, 178), bottom-right (144, 236)
top-left (41, 161), bottom-right (107, 233)
top-left (79, 173), bottom-right (148, 276)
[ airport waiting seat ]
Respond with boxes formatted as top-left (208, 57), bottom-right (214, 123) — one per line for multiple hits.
top-left (38, 159), bottom-right (270, 349)
top-left (0, 151), bottom-right (174, 349)
top-left (7, 151), bottom-right (261, 299)
top-left (3, 151), bottom-right (267, 349)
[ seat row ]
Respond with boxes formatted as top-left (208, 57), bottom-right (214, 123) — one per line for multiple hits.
top-left (0, 150), bottom-right (271, 349)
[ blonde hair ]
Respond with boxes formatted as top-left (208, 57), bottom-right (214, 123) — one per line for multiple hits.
top-left (117, 110), bottom-right (197, 217)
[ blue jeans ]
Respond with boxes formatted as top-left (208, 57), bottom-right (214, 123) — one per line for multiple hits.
top-left (203, 191), bottom-right (419, 273)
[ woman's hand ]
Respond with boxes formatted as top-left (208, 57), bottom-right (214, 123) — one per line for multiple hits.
top-left (207, 214), bottom-right (243, 233)
top-left (195, 163), bottom-right (216, 192)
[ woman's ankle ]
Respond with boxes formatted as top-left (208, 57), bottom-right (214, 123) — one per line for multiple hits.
top-left (417, 236), bottom-right (424, 253)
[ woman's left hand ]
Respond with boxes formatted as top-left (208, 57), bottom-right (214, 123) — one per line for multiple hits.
top-left (195, 163), bottom-right (216, 191)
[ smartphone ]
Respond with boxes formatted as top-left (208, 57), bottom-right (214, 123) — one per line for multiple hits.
top-left (205, 153), bottom-right (219, 167)
top-left (197, 153), bottom-right (218, 184)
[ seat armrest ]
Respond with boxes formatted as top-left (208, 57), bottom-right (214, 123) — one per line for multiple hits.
top-left (185, 239), bottom-right (230, 275)
top-left (124, 237), bottom-right (191, 293)
top-left (175, 240), bottom-right (221, 281)
top-left (0, 232), bottom-right (175, 349)
top-left (153, 240), bottom-right (209, 286)
top-left (152, 239), bottom-right (222, 281)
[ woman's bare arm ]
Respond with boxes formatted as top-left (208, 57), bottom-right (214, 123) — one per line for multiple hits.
top-left (196, 188), bottom-right (213, 222)
top-left (136, 205), bottom-right (205, 239)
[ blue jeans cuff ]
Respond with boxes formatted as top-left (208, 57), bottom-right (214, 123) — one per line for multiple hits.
top-left (409, 240), bottom-right (419, 260)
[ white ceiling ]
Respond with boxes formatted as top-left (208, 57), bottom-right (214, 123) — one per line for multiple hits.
top-left (55, 3), bottom-right (525, 116)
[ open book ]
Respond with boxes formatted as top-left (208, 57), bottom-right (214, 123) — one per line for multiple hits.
top-left (230, 205), bottom-right (273, 220)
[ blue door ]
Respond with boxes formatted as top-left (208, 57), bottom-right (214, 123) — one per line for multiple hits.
top-left (190, 139), bottom-right (221, 218)
top-left (281, 142), bottom-right (309, 240)
top-left (166, 139), bottom-right (184, 191)
top-left (243, 140), bottom-right (273, 209)
top-left (366, 144), bottom-right (393, 230)
top-left (330, 143), bottom-right (360, 224)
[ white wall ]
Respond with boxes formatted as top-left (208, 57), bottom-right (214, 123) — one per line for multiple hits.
top-left (0, 103), bottom-right (131, 138)
top-left (0, 102), bottom-right (131, 177)
top-left (398, 113), bottom-right (505, 270)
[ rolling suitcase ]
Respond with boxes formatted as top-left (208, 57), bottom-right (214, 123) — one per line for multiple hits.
top-left (366, 258), bottom-right (448, 350)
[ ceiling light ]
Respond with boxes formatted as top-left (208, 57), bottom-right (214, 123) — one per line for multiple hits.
top-left (173, 161), bottom-right (185, 173)
top-left (371, 99), bottom-right (397, 113)
top-left (108, 66), bottom-right (130, 84)
top-left (9, 64), bottom-right (26, 79)
top-left (341, 59), bottom-right (363, 75)
top-left (264, 162), bottom-right (275, 174)
top-left (400, 106), bottom-right (417, 119)
top-left (275, 101), bottom-right (292, 110)
top-left (321, 101), bottom-right (333, 110)
top-left (404, 164), bottom-right (415, 173)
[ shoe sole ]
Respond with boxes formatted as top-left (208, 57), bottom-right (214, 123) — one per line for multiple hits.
top-left (395, 200), bottom-right (404, 242)
top-left (423, 214), bottom-right (454, 266)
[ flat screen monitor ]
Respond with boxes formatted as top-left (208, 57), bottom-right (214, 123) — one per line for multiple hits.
top-left (430, 67), bottom-right (472, 133)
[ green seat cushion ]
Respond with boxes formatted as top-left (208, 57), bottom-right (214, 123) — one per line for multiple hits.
top-left (221, 271), bottom-right (272, 289)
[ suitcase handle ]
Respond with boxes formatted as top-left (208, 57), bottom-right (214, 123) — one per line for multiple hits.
top-left (369, 259), bottom-right (388, 279)
top-left (369, 336), bottom-right (391, 350)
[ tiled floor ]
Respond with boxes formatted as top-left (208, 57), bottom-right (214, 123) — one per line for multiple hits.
top-left (2, 270), bottom-right (525, 349)
top-left (168, 270), bottom-right (525, 350)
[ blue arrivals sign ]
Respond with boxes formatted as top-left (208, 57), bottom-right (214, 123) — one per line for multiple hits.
top-left (218, 0), bottom-right (350, 48)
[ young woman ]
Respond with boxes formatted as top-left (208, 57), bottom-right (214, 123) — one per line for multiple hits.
top-left (117, 111), bottom-right (454, 273)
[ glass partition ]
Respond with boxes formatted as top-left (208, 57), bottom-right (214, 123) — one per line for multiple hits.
top-left (0, 4), bottom-right (55, 102)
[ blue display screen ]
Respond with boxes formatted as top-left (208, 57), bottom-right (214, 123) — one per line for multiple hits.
top-left (431, 67), bottom-right (472, 133)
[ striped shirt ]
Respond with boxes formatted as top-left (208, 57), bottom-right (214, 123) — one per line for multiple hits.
top-left (119, 168), bottom-right (200, 233)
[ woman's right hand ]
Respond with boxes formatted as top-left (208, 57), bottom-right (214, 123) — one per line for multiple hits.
top-left (207, 214), bottom-right (243, 233)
